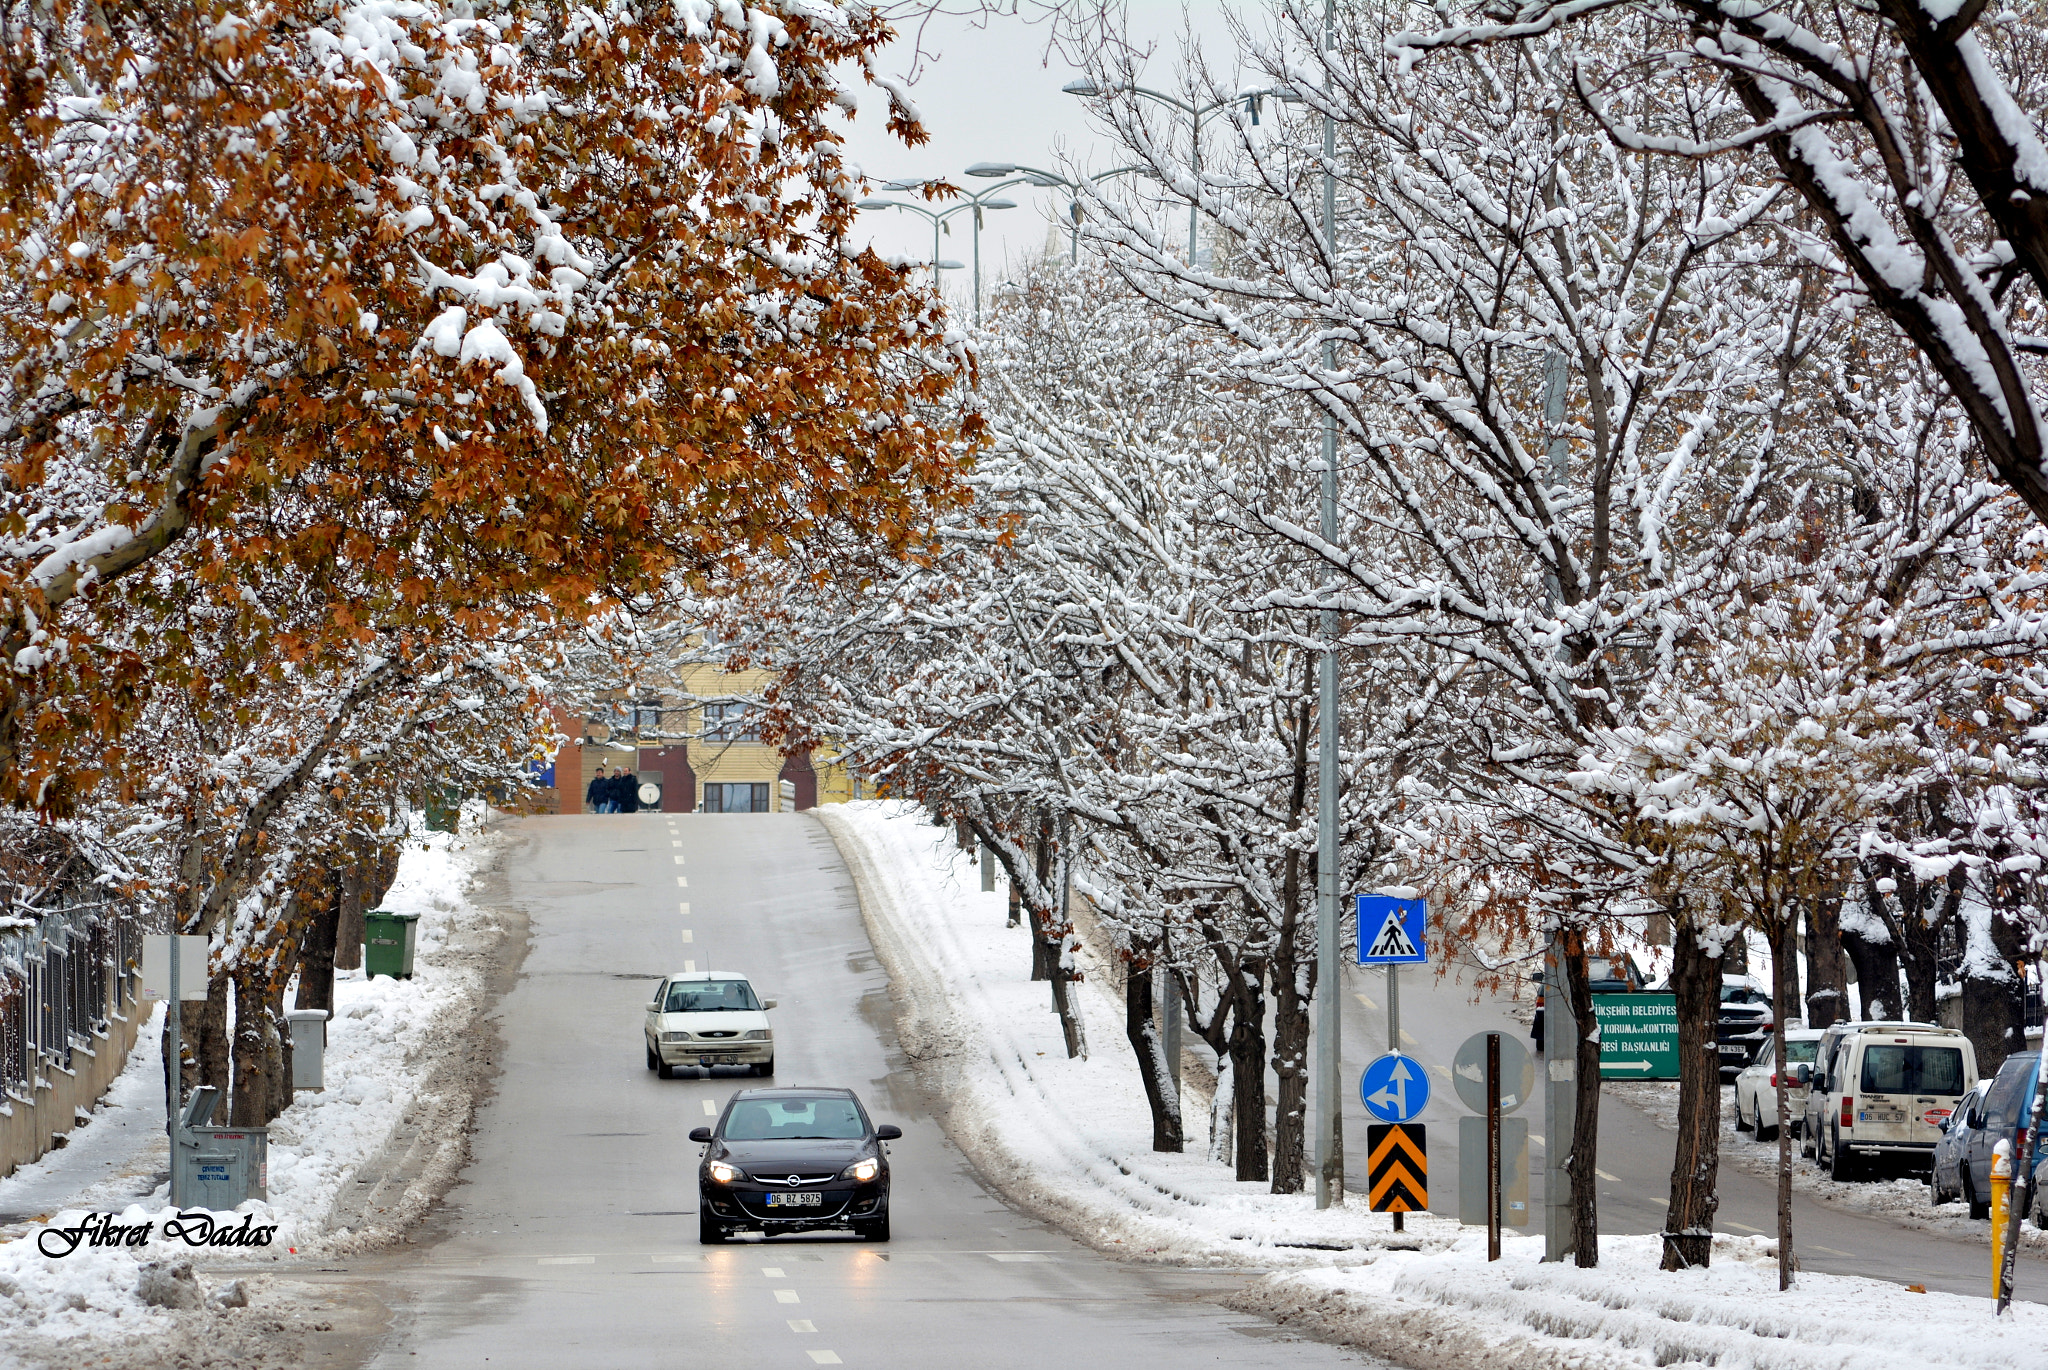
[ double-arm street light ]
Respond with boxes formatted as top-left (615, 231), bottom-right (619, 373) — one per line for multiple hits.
top-left (1059, 77), bottom-right (1292, 264)
top-left (858, 177), bottom-right (1026, 327)
top-left (963, 162), bottom-right (1154, 264)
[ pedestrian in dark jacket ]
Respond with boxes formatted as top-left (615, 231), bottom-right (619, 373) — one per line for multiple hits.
top-left (586, 766), bottom-right (612, 814)
top-left (616, 770), bottom-right (640, 813)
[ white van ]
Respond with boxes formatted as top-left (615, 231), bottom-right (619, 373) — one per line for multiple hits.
top-left (1813, 1024), bottom-right (1977, 1180)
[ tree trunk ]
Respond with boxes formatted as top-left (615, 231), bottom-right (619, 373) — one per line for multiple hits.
top-left (333, 859), bottom-right (366, 973)
top-left (297, 881), bottom-right (341, 1015)
top-left (1963, 901), bottom-right (2031, 1078)
top-left (192, 975), bottom-right (231, 1097)
top-left (1841, 898), bottom-right (1902, 1019)
top-left (1125, 949), bottom-right (1183, 1152)
top-left (1804, 886), bottom-right (1849, 1030)
top-left (1231, 961), bottom-right (1270, 1184)
top-left (1563, 931), bottom-right (1601, 1267)
top-left (1208, 1054), bottom-right (1235, 1166)
top-left (1770, 917), bottom-right (1799, 1291)
top-left (1269, 960), bottom-right (1311, 1194)
top-left (230, 969), bottom-right (271, 1127)
top-left (1661, 921), bottom-right (1722, 1269)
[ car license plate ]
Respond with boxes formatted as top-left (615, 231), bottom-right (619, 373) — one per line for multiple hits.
top-left (766, 1192), bottom-right (821, 1207)
top-left (1860, 1110), bottom-right (1905, 1123)
top-left (1718, 1044), bottom-right (1746, 1056)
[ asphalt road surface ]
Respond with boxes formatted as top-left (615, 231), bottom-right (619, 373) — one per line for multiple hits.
top-left (357, 814), bottom-right (1381, 1369)
top-left (1332, 954), bottom-right (2044, 1300)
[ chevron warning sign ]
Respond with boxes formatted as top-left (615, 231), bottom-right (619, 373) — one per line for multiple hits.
top-left (1367, 1123), bottom-right (1427, 1214)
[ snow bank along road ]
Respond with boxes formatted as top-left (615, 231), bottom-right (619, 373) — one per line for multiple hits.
top-left (328, 813), bottom-right (1380, 1369)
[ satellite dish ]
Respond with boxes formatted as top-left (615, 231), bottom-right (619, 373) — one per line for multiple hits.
top-left (585, 719), bottom-right (612, 744)
top-left (638, 782), bottom-right (662, 807)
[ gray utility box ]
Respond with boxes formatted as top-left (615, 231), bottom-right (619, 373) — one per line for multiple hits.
top-left (171, 1087), bottom-right (268, 1209)
top-left (288, 1009), bottom-right (329, 1091)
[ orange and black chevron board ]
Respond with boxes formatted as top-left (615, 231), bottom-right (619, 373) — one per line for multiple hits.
top-left (1367, 1123), bottom-right (1427, 1213)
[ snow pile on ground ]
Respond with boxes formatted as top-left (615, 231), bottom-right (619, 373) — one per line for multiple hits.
top-left (820, 801), bottom-right (1459, 1266)
top-left (1246, 1230), bottom-right (2041, 1370)
top-left (0, 820), bottom-right (503, 1343)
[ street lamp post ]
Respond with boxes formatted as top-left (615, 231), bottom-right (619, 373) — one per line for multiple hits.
top-left (964, 162), bottom-right (1154, 264)
top-left (859, 177), bottom-right (1023, 327)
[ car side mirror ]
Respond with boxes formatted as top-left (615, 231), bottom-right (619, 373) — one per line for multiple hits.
top-left (647, 1001), bottom-right (661, 1013)
top-left (689, 1126), bottom-right (712, 1143)
top-left (762, 999), bottom-right (778, 1011)
top-left (1792, 1064), bottom-right (1812, 1086)
top-left (876, 1124), bottom-right (903, 1141)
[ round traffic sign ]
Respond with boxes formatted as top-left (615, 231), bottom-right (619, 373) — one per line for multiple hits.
top-left (1452, 1031), bottom-right (1535, 1115)
top-left (1359, 1052), bottom-right (1431, 1123)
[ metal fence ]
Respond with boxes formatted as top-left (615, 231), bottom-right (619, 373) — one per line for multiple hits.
top-left (1, 895), bottom-right (142, 1100)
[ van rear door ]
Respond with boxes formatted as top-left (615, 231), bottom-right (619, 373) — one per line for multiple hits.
top-left (1858, 1039), bottom-right (1969, 1149)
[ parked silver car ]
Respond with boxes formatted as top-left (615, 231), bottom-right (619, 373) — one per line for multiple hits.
top-left (1734, 1028), bottom-right (1822, 1141)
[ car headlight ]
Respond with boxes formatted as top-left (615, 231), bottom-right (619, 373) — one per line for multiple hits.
top-left (661, 1031), bottom-right (689, 1043)
top-left (843, 1157), bottom-right (879, 1183)
top-left (742, 1029), bottom-right (769, 1041)
top-left (707, 1161), bottom-right (741, 1184)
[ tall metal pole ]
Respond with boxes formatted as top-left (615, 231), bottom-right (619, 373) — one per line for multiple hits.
top-left (1540, 349), bottom-right (1575, 1262)
top-left (973, 204), bottom-right (983, 328)
top-left (166, 916), bottom-right (183, 1207)
top-left (1313, 0), bottom-right (1343, 1212)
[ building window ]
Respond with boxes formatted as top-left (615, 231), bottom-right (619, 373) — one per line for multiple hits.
top-left (702, 702), bottom-right (759, 742)
top-left (634, 700), bottom-right (663, 734)
top-left (703, 783), bottom-right (770, 813)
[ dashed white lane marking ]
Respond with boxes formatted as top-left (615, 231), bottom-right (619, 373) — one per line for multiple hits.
top-left (987, 1253), bottom-right (1055, 1262)
top-left (1723, 1220), bottom-right (1762, 1234)
top-left (679, 902), bottom-right (690, 916)
top-left (1400, 1028), bottom-right (1419, 1045)
top-left (761, 1266), bottom-right (786, 1277)
top-left (774, 1289), bottom-right (801, 1304)
top-left (672, 840), bottom-right (683, 848)
top-left (674, 856), bottom-right (686, 865)
top-left (681, 930), bottom-right (693, 943)
top-left (538, 1256), bottom-right (594, 1265)
top-left (1354, 992), bottom-right (1378, 1011)
top-left (684, 959), bottom-right (696, 972)
top-left (807, 1353), bottom-right (842, 1365)
top-left (677, 875), bottom-right (689, 886)
top-left (702, 1099), bottom-right (717, 1116)
top-left (1595, 1168), bottom-right (1621, 1182)
top-left (787, 1320), bottom-right (816, 1333)
top-left (1811, 1244), bottom-right (1855, 1257)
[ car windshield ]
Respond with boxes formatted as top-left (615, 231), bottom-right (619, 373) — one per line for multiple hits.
top-left (1720, 985), bottom-right (1766, 1005)
top-left (723, 1098), bottom-right (867, 1141)
top-left (665, 980), bottom-right (760, 1013)
top-left (1860, 1044), bottom-right (1965, 1095)
top-left (1783, 1040), bottom-right (1818, 1065)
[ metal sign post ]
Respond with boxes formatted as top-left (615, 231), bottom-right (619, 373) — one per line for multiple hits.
top-left (1487, 1032), bottom-right (1502, 1261)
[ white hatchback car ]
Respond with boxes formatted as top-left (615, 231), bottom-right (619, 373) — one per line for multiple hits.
top-left (645, 971), bottom-right (776, 1080)
top-left (1733, 1027), bottom-right (1822, 1140)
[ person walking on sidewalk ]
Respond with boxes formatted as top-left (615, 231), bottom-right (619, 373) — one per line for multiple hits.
top-left (587, 766), bottom-right (614, 814)
top-left (616, 769), bottom-right (640, 814)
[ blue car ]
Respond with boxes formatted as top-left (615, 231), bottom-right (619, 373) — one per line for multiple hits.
top-left (1932, 1051), bottom-right (2046, 1222)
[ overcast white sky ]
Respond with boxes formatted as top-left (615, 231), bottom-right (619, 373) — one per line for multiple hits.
top-left (836, 4), bottom-right (1252, 315)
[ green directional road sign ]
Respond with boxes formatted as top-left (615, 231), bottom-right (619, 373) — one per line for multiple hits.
top-left (1590, 993), bottom-right (1679, 1080)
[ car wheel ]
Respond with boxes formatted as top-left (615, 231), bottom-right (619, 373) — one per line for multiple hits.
top-left (1758, 1109), bottom-right (1778, 1143)
top-left (2033, 1190), bottom-right (2047, 1230)
top-left (1965, 1170), bottom-right (1990, 1221)
top-left (755, 1057), bottom-right (774, 1078)
top-left (856, 1207), bottom-right (891, 1242)
top-left (1828, 1130), bottom-right (1855, 1181)
top-left (1800, 1121), bottom-right (1816, 1159)
top-left (657, 1059), bottom-right (675, 1080)
top-left (699, 1210), bottom-right (728, 1245)
top-left (646, 1042), bottom-right (659, 1071)
top-left (1735, 1094), bottom-right (1753, 1133)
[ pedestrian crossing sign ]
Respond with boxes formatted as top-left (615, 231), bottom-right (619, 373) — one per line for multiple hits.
top-left (1356, 894), bottom-right (1428, 966)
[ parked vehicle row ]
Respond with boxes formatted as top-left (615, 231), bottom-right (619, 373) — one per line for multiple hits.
top-left (1930, 1051), bottom-right (2047, 1226)
top-left (1732, 1027), bottom-right (1821, 1139)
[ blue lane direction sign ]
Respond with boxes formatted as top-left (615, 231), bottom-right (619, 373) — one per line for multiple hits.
top-left (1360, 1051), bottom-right (1431, 1124)
top-left (1356, 894), bottom-right (1427, 966)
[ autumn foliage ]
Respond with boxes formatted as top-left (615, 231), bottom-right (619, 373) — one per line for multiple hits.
top-left (0, 0), bottom-right (976, 813)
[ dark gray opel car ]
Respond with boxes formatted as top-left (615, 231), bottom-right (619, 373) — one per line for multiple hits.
top-left (691, 1087), bottom-right (900, 1244)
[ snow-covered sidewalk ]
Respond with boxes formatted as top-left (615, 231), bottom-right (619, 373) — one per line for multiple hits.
top-left (819, 801), bottom-right (1457, 1265)
top-left (0, 820), bottom-right (507, 1348)
top-left (821, 801), bottom-right (2042, 1369)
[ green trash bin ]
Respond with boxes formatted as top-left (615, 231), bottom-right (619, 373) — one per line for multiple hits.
top-left (363, 909), bottom-right (420, 980)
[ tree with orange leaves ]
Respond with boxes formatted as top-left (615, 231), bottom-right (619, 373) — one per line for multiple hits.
top-left (0, 0), bottom-right (977, 815)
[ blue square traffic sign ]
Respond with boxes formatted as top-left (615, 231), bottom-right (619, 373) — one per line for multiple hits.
top-left (1356, 894), bottom-right (1427, 966)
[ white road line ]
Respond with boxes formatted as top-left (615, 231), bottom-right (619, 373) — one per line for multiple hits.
top-left (1595, 1168), bottom-right (1621, 1182)
top-left (1399, 1028), bottom-right (1419, 1045)
top-left (677, 876), bottom-right (689, 887)
top-left (538, 1256), bottom-right (594, 1265)
top-left (701, 1099), bottom-right (717, 1116)
top-left (679, 902), bottom-right (690, 915)
top-left (807, 1353), bottom-right (842, 1365)
top-left (761, 1266), bottom-right (786, 1278)
top-left (1723, 1220), bottom-right (1762, 1234)
top-left (787, 1320), bottom-right (816, 1333)
top-left (774, 1289), bottom-right (801, 1303)
top-left (1812, 1244), bottom-right (1855, 1257)
top-left (681, 930), bottom-right (693, 943)
top-left (674, 856), bottom-right (686, 865)
top-left (672, 840), bottom-right (683, 848)
top-left (1354, 992), bottom-right (1378, 1011)
top-left (987, 1253), bottom-right (1054, 1262)
top-left (684, 960), bottom-right (696, 972)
